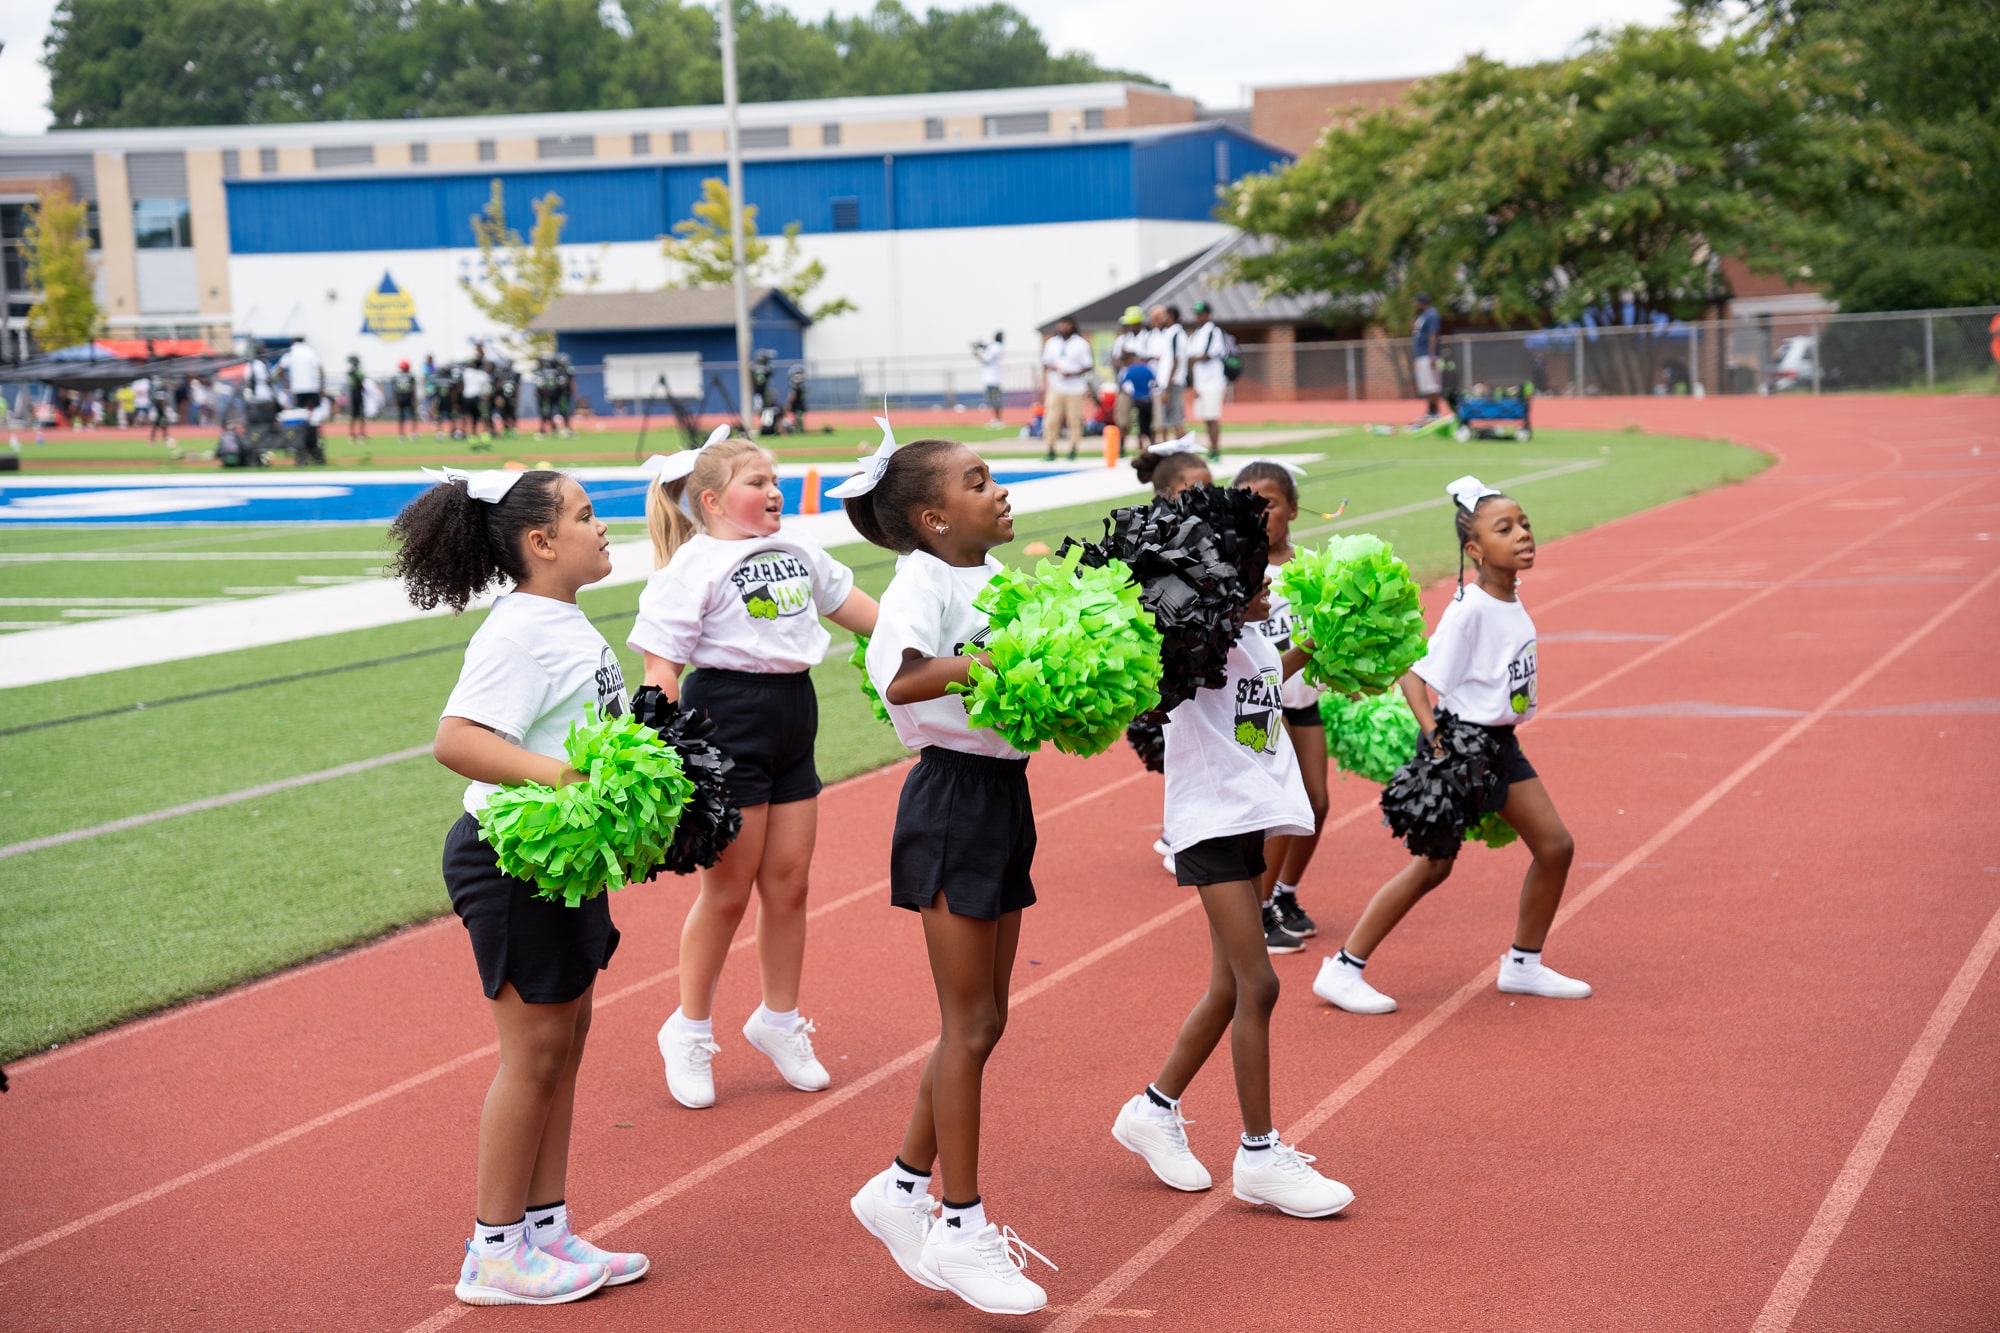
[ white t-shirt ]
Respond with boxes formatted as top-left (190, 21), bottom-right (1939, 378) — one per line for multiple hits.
top-left (1041, 333), bottom-right (1093, 395)
top-left (1189, 323), bottom-right (1228, 393)
top-left (1248, 563), bottom-right (1320, 712)
top-left (629, 529), bottom-right (855, 673)
top-left (460, 366), bottom-right (492, 398)
top-left (866, 549), bottom-right (1026, 760)
top-left (1110, 330), bottom-right (1146, 367)
top-left (1149, 324), bottom-right (1187, 387)
top-left (131, 378), bottom-right (152, 408)
top-left (442, 592), bottom-right (630, 816)
top-left (1412, 584), bottom-right (1538, 727)
top-left (979, 342), bottom-right (1006, 387)
top-left (1162, 631), bottom-right (1314, 850)
top-left (277, 343), bottom-right (322, 394)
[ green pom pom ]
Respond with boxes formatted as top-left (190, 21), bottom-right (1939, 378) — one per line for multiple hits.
top-left (1276, 535), bottom-right (1427, 696)
top-left (477, 706), bottom-right (695, 907)
top-left (1464, 811), bottom-right (1519, 849)
top-left (951, 546), bottom-right (1163, 757)
top-left (850, 633), bottom-right (891, 726)
top-left (1318, 690), bottom-right (1421, 784)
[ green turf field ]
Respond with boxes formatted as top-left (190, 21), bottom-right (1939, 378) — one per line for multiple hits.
top-left (0, 426), bottom-right (1768, 1059)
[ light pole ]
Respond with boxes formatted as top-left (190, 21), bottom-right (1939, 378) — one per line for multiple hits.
top-left (719, 0), bottom-right (753, 429)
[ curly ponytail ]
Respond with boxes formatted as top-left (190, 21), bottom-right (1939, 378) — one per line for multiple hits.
top-left (388, 470), bottom-right (567, 612)
top-left (1134, 449), bottom-right (1208, 496)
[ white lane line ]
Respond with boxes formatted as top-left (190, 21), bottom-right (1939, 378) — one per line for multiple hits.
top-left (1045, 562), bottom-right (2000, 1333)
top-left (1749, 900), bottom-right (2000, 1333)
top-left (0, 552), bottom-right (389, 563)
top-left (1290, 458), bottom-right (1606, 544)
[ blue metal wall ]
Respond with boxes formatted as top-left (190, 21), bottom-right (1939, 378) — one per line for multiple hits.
top-left (227, 125), bottom-right (1289, 255)
top-left (555, 292), bottom-right (807, 416)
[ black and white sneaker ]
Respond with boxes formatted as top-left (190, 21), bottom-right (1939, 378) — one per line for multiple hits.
top-left (1272, 890), bottom-right (1317, 938)
top-left (1263, 903), bottom-right (1304, 954)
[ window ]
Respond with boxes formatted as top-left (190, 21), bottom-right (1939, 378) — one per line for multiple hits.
top-left (1084, 108), bottom-right (1105, 131)
top-left (259, 147), bottom-right (278, 173)
top-left (821, 122), bottom-right (841, 146)
top-left (133, 198), bottom-right (193, 249)
top-left (631, 131), bottom-right (651, 155)
top-left (478, 139), bottom-right (497, 162)
top-left (671, 130), bottom-right (690, 154)
top-left (923, 117), bottom-right (944, 141)
top-left (313, 144), bottom-right (375, 170)
top-left (537, 134), bottom-right (595, 160)
top-left (409, 142), bottom-right (428, 164)
top-left (830, 196), bottom-right (859, 231)
top-left (221, 149), bottom-right (241, 178)
top-left (984, 111), bottom-right (1050, 137)
top-left (740, 125), bottom-right (790, 150)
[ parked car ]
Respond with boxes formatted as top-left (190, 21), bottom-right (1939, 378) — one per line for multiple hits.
top-left (1767, 335), bottom-right (1819, 391)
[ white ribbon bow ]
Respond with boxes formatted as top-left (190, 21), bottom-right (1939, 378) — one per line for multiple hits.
top-left (422, 465), bottom-right (522, 504)
top-left (1146, 432), bottom-right (1204, 458)
top-left (1243, 456), bottom-right (1307, 478)
top-left (641, 422), bottom-right (734, 487)
top-left (827, 417), bottom-right (897, 500)
top-left (1446, 474), bottom-right (1503, 513)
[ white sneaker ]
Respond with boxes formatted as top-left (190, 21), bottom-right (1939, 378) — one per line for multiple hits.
top-left (1153, 839), bottom-right (1176, 876)
top-left (657, 1015), bottom-right (720, 1108)
top-left (741, 1010), bottom-right (831, 1091)
top-left (1496, 954), bottom-right (1593, 999)
top-left (1112, 1095), bottom-right (1212, 1191)
top-left (849, 1170), bottom-right (944, 1290)
top-left (1311, 956), bottom-right (1398, 1014)
top-left (1232, 1141), bottom-right (1354, 1218)
top-left (919, 1219), bottom-right (1057, 1316)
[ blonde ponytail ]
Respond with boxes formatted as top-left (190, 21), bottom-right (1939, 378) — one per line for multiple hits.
top-left (644, 436), bottom-right (775, 569)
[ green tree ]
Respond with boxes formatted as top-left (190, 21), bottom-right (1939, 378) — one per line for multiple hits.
top-left (23, 184), bottom-right (103, 352)
top-left (661, 177), bottom-right (856, 321)
top-left (1228, 23), bottom-right (1910, 333)
top-left (44, 0), bottom-right (291, 127)
top-left (461, 180), bottom-right (569, 356)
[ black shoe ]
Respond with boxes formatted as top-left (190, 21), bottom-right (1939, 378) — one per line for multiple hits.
top-left (1044, 450), bottom-right (1056, 461)
top-left (1273, 889), bottom-right (1317, 938)
top-left (1264, 903), bottom-right (1305, 954)
top-left (1068, 448), bottom-right (1077, 461)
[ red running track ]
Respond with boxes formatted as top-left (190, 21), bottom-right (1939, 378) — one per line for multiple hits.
top-left (3, 397), bottom-right (1996, 1331)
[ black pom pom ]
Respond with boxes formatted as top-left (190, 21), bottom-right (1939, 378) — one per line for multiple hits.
top-left (630, 685), bottom-right (744, 875)
top-left (1378, 712), bottom-right (1505, 860)
top-left (1060, 484), bottom-right (1270, 714)
top-left (1125, 713), bottom-right (1165, 773)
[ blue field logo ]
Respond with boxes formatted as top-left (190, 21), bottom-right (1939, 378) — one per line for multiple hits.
top-left (360, 272), bottom-right (421, 341)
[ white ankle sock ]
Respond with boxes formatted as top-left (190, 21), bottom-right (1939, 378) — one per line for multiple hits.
top-left (1274, 881), bottom-right (1297, 898)
top-left (671, 1009), bottom-right (713, 1038)
top-left (1508, 947), bottom-right (1541, 968)
top-left (758, 1005), bottom-right (800, 1031)
top-left (887, 1158), bottom-right (931, 1199)
top-left (1240, 1128), bottom-right (1280, 1153)
top-left (1335, 948), bottom-right (1367, 971)
top-left (472, 1217), bottom-right (526, 1258)
top-left (524, 1201), bottom-right (567, 1246)
top-left (940, 1197), bottom-right (986, 1242)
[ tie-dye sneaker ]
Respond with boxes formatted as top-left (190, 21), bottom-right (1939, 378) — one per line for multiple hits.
top-left (454, 1236), bottom-right (609, 1306)
top-left (529, 1209), bottom-right (651, 1285)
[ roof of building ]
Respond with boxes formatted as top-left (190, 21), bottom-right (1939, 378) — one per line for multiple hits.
top-left (530, 287), bottom-right (810, 334)
top-left (1041, 231), bottom-right (1324, 331)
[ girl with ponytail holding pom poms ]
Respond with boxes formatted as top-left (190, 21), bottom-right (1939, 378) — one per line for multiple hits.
top-left (1312, 475), bottom-right (1588, 1016)
top-left (390, 467), bottom-right (647, 1308)
top-left (632, 425), bottom-right (879, 1109)
top-left (839, 429), bottom-right (1059, 1316)
top-left (1233, 459), bottom-right (1332, 954)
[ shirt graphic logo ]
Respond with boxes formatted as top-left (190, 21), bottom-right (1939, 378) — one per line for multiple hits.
top-left (1233, 666), bottom-right (1282, 754)
top-left (952, 623), bottom-right (993, 658)
top-left (728, 550), bottom-right (815, 621)
top-left (597, 646), bottom-right (628, 717)
top-left (1507, 639), bottom-right (1538, 715)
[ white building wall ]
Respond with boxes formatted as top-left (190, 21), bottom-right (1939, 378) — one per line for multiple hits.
top-left (228, 218), bottom-right (1230, 376)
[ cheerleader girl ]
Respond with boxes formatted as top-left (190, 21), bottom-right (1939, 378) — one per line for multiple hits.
top-left (1133, 433), bottom-right (1210, 497)
top-left (839, 432), bottom-right (1058, 1316)
top-left (390, 467), bottom-right (648, 1306)
top-left (1233, 460), bottom-right (1330, 953)
top-left (1111, 569), bottom-right (1354, 1218)
top-left (1312, 475), bottom-right (1589, 1015)
top-left (632, 426), bottom-right (878, 1109)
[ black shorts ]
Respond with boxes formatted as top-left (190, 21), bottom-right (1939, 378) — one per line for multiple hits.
top-left (396, 396), bottom-right (415, 423)
top-left (682, 667), bottom-right (821, 807)
top-left (1173, 829), bottom-right (1268, 887)
top-left (1282, 704), bottom-right (1322, 729)
top-left (889, 748), bottom-right (1036, 920)
top-left (1477, 725), bottom-right (1538, 815)
top-left (443, 813), bottom-right (619, 1004)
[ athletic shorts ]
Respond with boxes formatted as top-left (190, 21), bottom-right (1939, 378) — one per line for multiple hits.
top-left (396, 396), bottom-right (416, 423)
top-left (1194, 387), bottom-right (1224, 421)
top-left (1173, 829), bottom-right (1268, 888)
top-left (1476, 724), bottom-right (1538, 815)
top-left (985, 385), bottom-right (1003, 413)
top-left (443, 813), bottom-right (619, 1004)
top-left (1282, 704), bottom-right (1322, 729)
top-left (889, 747), bottom-right (1036, 920)
top-left (1414, 356), bottom-right (1442, 396)
top-left (682, 667), bottom-right (821, 808)
top-left (1158, 384), bottom-right (1185, 428)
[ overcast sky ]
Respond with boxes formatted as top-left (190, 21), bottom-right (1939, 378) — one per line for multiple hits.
top-left (0, 0), bottom-right (1678, 136)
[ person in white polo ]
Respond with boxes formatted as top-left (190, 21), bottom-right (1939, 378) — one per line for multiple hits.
top-left (1041, 316), bottom-right (1093, 461)
top-left (1186, 301), bottom-right (1230, 460)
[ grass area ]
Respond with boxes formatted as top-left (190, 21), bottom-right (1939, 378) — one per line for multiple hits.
top-left (0, 426), bottom-right (1769, 1058)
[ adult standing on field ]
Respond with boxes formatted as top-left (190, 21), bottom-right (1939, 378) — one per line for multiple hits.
top-left (1109, 306), bottom-right (1148, 449)
top-left (1042, 316), bottom-right (1093, 461)
top-left (276, 337), bottom-right (325, 463)
top-left (1412, 293), bottom-right (1444, 424)
top-left (1148, 304), bottom-right (1187, 435)
top-left (1186, 300), bottom-right (1229, 460)
top-left (975, 331), bottom-right (1006, 427)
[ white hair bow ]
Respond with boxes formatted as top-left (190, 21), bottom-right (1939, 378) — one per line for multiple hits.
top-left (422, 465), bottom-right (522, 504)
top-left (1244, 456), bottom-right (1307, 478)
top-left (827, 416), bottom-right (897, 500)
top-left (1446, 474), bottom-right (1503, 513)
top-left (1146, 432), bottom-right (1204, 457)
top-left (642, 422), bottom-right (734, 487)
